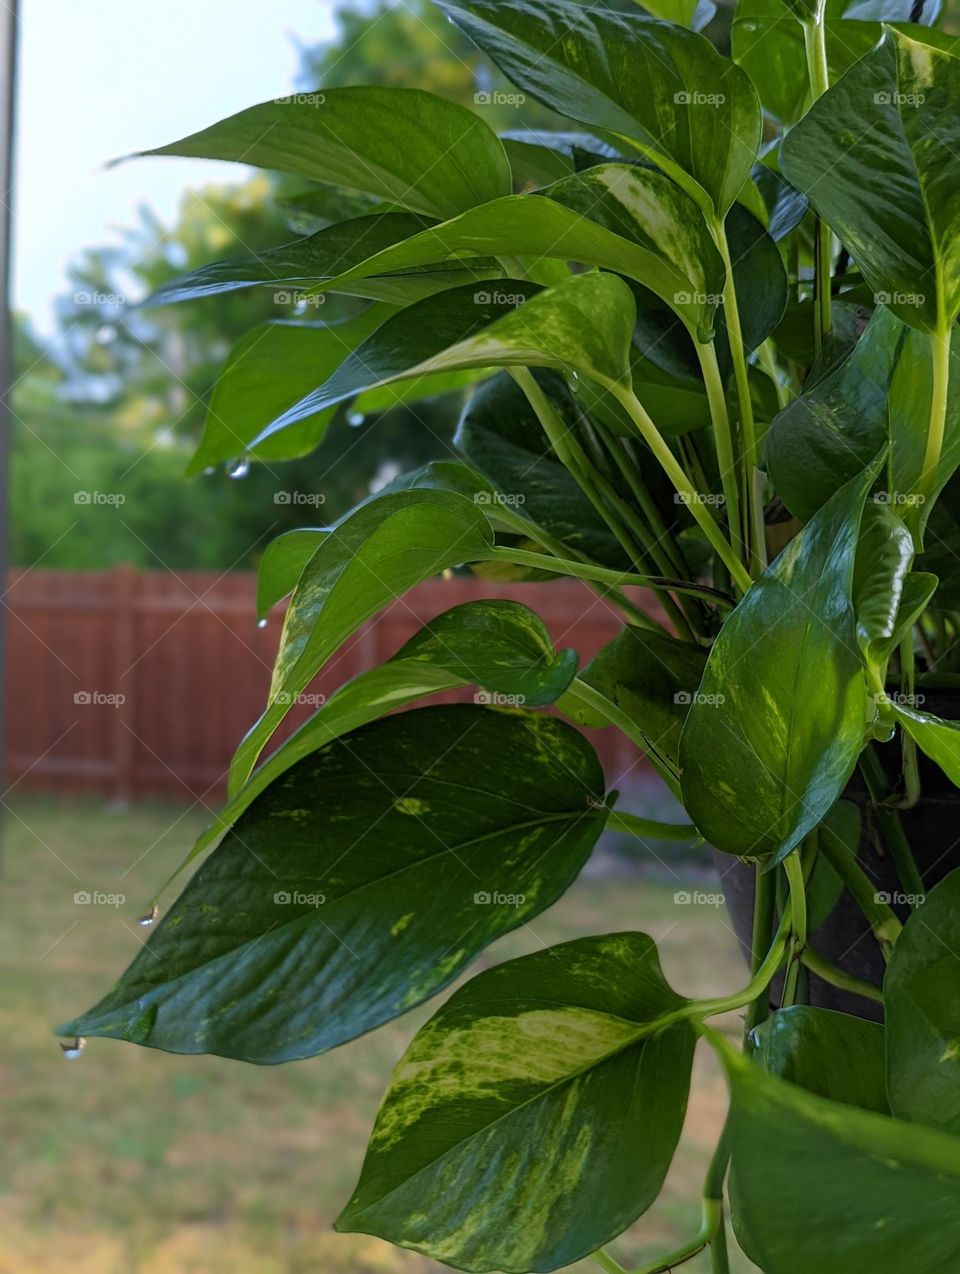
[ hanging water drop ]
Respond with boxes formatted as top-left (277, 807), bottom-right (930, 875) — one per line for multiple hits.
top-left (227, 457), bottom-right (250, 480)
top-left (256, 618), bottom-right (268, 630)
top-left (202, 467), bottom-right (216, 476)
top-left (138, 904), bottom-right (158, 927)
top-left (60, 1036), bottom-right (86, 1060)
top-left (347, 411), bottom-right (365, 428)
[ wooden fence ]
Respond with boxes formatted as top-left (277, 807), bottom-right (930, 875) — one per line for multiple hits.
top-left (4, 566), bottom-right (654, 802)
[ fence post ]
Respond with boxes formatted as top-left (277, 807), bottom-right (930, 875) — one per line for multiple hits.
top-left (112, 562), bottom-right (136, 804)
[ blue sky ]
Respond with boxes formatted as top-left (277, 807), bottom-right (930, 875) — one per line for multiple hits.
top-left (14, 0), bottom-right (339, 331)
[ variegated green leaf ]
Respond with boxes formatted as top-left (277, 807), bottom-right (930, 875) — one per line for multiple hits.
top-left (781, 30), bottom-right (960, 332)
top-left (295, 166), bottom-right (724, 334)
top-left (338, 933), bottom-right (695, 1272)
top-left (58, 707), bottom-right (607, 1065)
top-left (244, 273), bottom-right (635, 455)
top-left (438, 0), bottom-right (761, 217)
top-left (229, 489), bottom-right (494, 791)
top-left (679, 465), bottom-right (877, 860)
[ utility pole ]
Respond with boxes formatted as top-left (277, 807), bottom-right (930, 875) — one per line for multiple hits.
top-left (0, 0), bottom-right (19, 857)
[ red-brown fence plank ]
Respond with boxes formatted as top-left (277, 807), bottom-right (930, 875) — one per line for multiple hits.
top-left (5, 567), bottom-right (658, 800)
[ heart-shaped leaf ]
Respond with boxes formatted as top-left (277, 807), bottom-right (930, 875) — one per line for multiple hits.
top-left (338, 933), bottom-right (695, 1272)
top-left (679, 464), bottom-right (876, 860)
top-left (438, 0), bottom-right (761, 216)
top-left (885, 867), bottom-right (960, 1135)
top-left (716, 1029), bottom-right (960, 1273)
top-left (781, 30), bottom-right (960, 333)
top-left (58, 706), bottom-right (607, 1064)
top-left (135, 86), bottom-right (512, 219)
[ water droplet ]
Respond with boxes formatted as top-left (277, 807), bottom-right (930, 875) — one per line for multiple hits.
top-left (741, 20), bottom-right (758, 30)
top-left (60, 1036), bottom-right (86, 1060)
top-left (202, 467), bottom-right (216, 476)
top-left (347, 411), bottom-right (365, 427)
top-left (227, 457), bottom-right (250, 480)
top-left (256, 618), bottom-right (268, 630)
top-left (138, 905), bottom-right (158, 927)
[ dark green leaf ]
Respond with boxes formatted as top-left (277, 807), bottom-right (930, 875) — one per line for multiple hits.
top-left (716, 1030), bottom-right (960, 1274)
top-left (890, 702), bottom-right (960, 785)
top-left (338, 933), bottom-right (695, 1272)
top-left (781, 30), bottom-right (960, 332)
top-left (456, 371), bottom-right (629, 568)
top-left (885, 867), bottom-right (960, 1135)
top-left (679, 465), bottom-right (876, 860)
top-left (569, 624), bottom-right (706, 766)
top-left (58, 706), bottom-right (607, 1064)
top-left (135, 87), bottom-right (512, 219)
top-left (438, 0), bottom-right (761, 216)
top-left (751, 1005), bottom-right (889, 1113)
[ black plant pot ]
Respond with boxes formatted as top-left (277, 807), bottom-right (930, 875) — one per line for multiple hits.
top-left (717, 687), bottom-right (960, 1022)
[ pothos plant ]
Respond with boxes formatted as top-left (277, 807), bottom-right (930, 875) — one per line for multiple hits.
top-left (58, 1), bottom-right (960, 1270)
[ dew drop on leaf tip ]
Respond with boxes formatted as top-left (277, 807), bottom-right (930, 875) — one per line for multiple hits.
top-left (138, 905), bottom-right (158, 927)
top-left (227, 457), bottom-right (250, 480)
top-left (59, 1036), bottom-right (86, 1060)
top-left (256, 617), bottom-right (268, 630)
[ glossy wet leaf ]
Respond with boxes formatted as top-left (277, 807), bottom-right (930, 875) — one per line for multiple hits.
top-left (716, 1030), bottom-right (960, 1274)
top-left (144, 212), bottom-right (496, 309)
top-left (245, 273), bottom-right (635, 454)
top-left (751, 1005), bottom-right (889, 1113)
top-left (166, 601), bottom-right (580, 879)
top-left (230, 490), bottom-right (494, 790)
top-left (60, 707), bottom-right (607, 1064)
top-left (765, 306), bottom-right (904, 522)
top-left (439, 0), bottom-right (761, 216)
top-left (191, 310), bottom-right (389, 474)
top-left (679, 465), bottom-right (876, 860)
top-left (338, 933), bottom-right (695, 1272)
top-left (781, 30), bottom-right (960, 332)
top-left (885, 867), bottom-right (960, 1135)
top-left (136, 86), bottom-right (512, 219)
top-left (717, 202), bottom-right (788, 358)
top-left (890, 702), bottom-right (960, 785)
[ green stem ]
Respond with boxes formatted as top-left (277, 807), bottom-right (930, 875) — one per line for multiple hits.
top-left (608, 810), bottom-right (700, 842)
top-left (801, 947), bottom-right (884, 1005)
top-left (591, 1252), bottom-right (627, 1274)
top-left (710, 221), bottom-right (766, 576)
top-left (511, 367), bottom-right (696, 640)
top-left (781, 850), bottom-right (808, 1007)
top-left (566, 678), bottom-right (680, 790)
top-left (481, 547), bottom-right (735, 607)
top-left (803, 6), bottom-right (832, 356)
top-left (758, 338), bottom-right (790, 411)
top-left (611, 385), bottom-right (754, 594)
top-left (629, 1128), bottom-right (730, 1274)
top-left (686, 908), bottom-right (791, 1023)
top-left (818, 824), bottom-right (903, 950)
top-left (899, 634), bottom-right (921, 809)
top-left (860, 746), bottom-right (926, 904)
top-left (744, 864), bottom-right (776, 1036)
top-left (918, 323), bottom-right (951, 513)
top-left (695, 338), bottom-right (744, 563)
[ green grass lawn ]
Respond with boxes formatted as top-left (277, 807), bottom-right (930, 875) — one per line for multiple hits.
top-left (2, 798), bottom-right (758, 1273)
